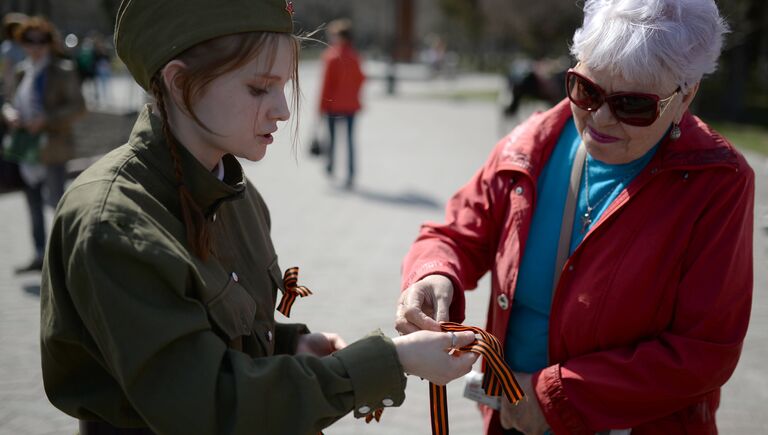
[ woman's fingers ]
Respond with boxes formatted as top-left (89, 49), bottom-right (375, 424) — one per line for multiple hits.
top-left (403, 303), bottom-right (441, 331)
top-left (396, 286), bottom-right (441, 332)
top-left (394, 317), bottom-right (421, 335)
top-left (451, 330), bottom-right (477, 348)
top-left (396, 275), bottom-right (456, 334)
top-left (394, 330), bottom-right (481, 386)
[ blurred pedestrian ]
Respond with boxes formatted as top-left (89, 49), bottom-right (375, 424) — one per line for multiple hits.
top-left (397, 1), bottom-right (753, 434)
top-left (0, 13), bottom-right (27, 192)
top-left (2, 16), bottom-right (85, 273)
top-left (40, 1), bottom-right (477, 434)
top-left (75, 36), bottom-right (96, 85)
top-left (319, 18), bottom-right (365, 189)
top-left (1, 13), bottom-right (27, 105)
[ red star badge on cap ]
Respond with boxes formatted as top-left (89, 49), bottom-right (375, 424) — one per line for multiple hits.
top-left (285, 1), bottom-right (295, 15)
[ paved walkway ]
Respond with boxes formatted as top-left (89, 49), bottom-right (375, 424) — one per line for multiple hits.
top-left (0, 61), bottom-right (765, 434)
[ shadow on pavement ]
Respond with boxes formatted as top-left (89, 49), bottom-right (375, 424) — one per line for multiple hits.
top-left (23, 283), bottom-right (41, 297)
top-left (331, 186), bottom-right (442, 209)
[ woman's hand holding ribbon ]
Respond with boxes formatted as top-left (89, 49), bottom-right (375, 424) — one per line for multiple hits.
top-left (396, 274), bottom-right (455, 334)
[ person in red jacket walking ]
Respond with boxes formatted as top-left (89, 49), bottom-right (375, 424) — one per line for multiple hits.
top-left (319, 19), bottom-right (365, 189)
top-left (396, 0), bottom-right (754, 434)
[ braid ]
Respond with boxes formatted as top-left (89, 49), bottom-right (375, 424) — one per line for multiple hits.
top-left (150, 76), bottom-right (211, 260)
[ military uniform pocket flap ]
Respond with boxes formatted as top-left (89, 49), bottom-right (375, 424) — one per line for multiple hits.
top-left (207, 278), bottom-right (257, 341)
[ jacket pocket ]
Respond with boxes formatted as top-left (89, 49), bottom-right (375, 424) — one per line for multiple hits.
top-left (206, 276), bottom-right (257, 343)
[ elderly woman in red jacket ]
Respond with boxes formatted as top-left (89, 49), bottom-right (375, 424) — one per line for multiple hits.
top-left (319, 18), bottom-right (365, 189)
top-left (396, 1), bottom-right (754, 434)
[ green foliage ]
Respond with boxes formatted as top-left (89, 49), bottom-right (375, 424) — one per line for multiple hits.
top-left (710, 122), bottom-right (768, 156)
top-left (439, 0), bottom-right (484, 41)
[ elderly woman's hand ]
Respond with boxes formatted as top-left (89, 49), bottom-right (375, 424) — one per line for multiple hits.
top-left (395, 274), bottom-right (454, 334)
top-left (500, 372), bottom-right (549, 435)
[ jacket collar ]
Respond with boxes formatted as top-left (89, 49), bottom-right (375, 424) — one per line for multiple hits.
top-left (498, 99), bottom-right (740, 178)
top-left (128, 105), bottom-right (246, 216)
top-left (656, 112), bottom-right (739, 171)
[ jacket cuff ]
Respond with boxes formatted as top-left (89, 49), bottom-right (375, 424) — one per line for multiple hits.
top-left (333, 330), bottom-right (407, 419)
top-left (273, 323), bottom-right (310, 355)
top-left (534, 365), bottom-right (590, 435)
top-left (402, 260), bottom-right (459, 290)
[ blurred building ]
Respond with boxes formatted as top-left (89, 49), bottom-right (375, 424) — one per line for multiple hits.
top-left (293, 0), bottom-right (442, 61)
top-left (1, 0), bottom-right (115, 38)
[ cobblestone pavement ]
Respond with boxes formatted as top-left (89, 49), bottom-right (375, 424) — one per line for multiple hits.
top-left (0, 61), bottom-right (765, 434)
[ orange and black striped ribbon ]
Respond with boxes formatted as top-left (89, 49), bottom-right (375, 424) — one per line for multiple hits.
top-left (365, 407), bottom-right (384, 423)
top-left (277, 267), bottom-right (313, 317)
top-left (317, 403), bottom-right (383, 435)
top-left (429, 322), bottom-right (525, 435)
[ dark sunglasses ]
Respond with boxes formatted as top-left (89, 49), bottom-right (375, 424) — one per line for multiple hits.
top-left (21, 34), bottom-right (51, 45)
top-left (566, 70), bottom-right (680, 127)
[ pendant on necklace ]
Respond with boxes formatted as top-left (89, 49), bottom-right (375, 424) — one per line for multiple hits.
top-left (582, 208), bottom-right (593, 233)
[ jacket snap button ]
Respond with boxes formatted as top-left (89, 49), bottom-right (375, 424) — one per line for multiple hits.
top-left (514, 186), bottom-right (524, 195)
top-left (497, 294), bottom-right (509, 310)
top-left (266, 330), bottom-right (273, 342)
top-left (358, 405), bottom-right (371, 414)
top-left (212, 213), bottom-right (217, 222)
top-left (231, 272), bottom-right (239, 282)
top-left (382, 398), bottom-right (394, 407)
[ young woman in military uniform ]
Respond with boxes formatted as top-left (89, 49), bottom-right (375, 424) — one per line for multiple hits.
top-left (39, 1), bottom-right (478, 434)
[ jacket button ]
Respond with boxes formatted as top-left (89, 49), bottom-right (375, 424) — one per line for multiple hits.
top-left (231, 272), bottom-right (239, 282)
top-left (514, 186), bottom-right (524, 195)
top-left (358, 405), bottom-right (371, 414)
top-left (497, 294), bottom-right (509, 310)
top-left (266, 330), bottom-right (273, 342)
top-left (382, 398), bottom-right (394, 407)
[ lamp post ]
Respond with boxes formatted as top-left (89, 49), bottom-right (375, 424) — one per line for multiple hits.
top-left (387, 0), bottom-right (415, 95)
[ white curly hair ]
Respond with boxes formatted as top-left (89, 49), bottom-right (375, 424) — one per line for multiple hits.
top-left (570, 0), bottom-right (729, 92)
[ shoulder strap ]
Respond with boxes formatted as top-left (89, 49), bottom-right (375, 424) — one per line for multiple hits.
top-left (553, 141), bottom-right (586, 295)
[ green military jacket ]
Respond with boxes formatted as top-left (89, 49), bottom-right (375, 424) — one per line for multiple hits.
top-left (40, 106), bottom-right (406, 435)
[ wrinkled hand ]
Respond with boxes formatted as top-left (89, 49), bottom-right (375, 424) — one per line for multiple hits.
top-left (395, 274), bottom-right (454, 334)
top-left (392, 329), bottom-right (479, 385)
top-left (500, 372), bottom-right (549, 435)
top-left (296, 332), bottom-right (347, 356)
top-left (25, 115), bottom-right (46, 134)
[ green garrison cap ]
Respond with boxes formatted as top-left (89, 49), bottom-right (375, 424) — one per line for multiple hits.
top-left (115, 0), bottom-right (294, 90)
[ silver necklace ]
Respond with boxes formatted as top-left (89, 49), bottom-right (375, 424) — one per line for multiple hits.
top-left (581, 155), bottom-right (630, 233)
